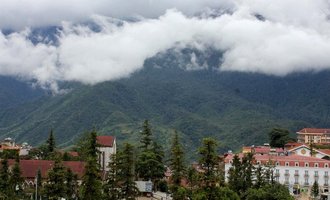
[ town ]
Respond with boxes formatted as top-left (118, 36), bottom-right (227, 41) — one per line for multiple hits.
top-left (1, 125), bottom-right (330, 200)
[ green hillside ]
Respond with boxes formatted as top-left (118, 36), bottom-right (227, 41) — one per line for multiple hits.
top-left (2, 62), bottom-right (329, 159)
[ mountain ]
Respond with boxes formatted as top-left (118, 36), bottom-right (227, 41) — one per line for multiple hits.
top-left (1, 59), bottom-right (330, 159)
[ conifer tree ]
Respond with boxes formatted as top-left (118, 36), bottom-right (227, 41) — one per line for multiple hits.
top-left (136, 120), bottom-right (165, 191)
top-left (9, 155), bottom-right (24, 198)
top-left (35, 168), bottom-right (43, 200)
top-left (117, 143), bottom-right (138, 200)
top-left (169, 131), bottom-right (185, 186)
top-left (139, 120), bottom-right (152, 150)
top-left (197, 137), bottom-right (221, 200)
top-left (198, 138), bottom-right (219, 188)
top-left (228, 154), bottom-right (242, 193)
top-left (103, 154), bottom-right (120, 200)
top-left (47, 129), bottom-right (56, 154)
top-left (44, 158), bottom-right (66, 199)
top-left (65, 168), bottom-right (78, 200)
top-left (0, 158), bottom-right (11, 198)
top-left (311, 180), bottom-right (319, 199)
top-left (80, 130), bottom-right (102, 200)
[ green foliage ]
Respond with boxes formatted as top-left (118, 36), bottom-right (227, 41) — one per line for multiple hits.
top-left (311, 181), bottom-right (319, 199)
top-left (9, 158), bottom-right (24, 199)
top-left (80, 131), bottom-right (102, 200)
top-left (3, 67), bottom-right (329, 159)
top-left (198, 138), bottom-right (220, 189)
top-left (269, 128), bottom-right (291, 148)
top-left (136, 121), bottom-right (165, 191)
top-left (65, 168), bottom-right (78, 200)
top-left (0, 158), bottom-right (11, 198)
top-left (44, 158), bottom-right (67, 199)
top-left (117, 143), bottom-right (139, 200)
top-left (192, 186), bottom-right (240, 200)
top-left (103, 154), bottom-right (121, 200)
top-left (246, 183), bottom-right (294, 200)
top-left (169, 131), bottom-right (186, 186)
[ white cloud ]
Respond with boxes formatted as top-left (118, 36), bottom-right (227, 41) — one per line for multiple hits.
top-left (0, 0), bottom-right (234, 30)
top-left (0, 0), bottom-right (330, 91)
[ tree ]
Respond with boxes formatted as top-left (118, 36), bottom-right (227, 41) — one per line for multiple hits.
top-left (117, 143), bottom-right (139, 200)
top-left (246, 183), bottom-right (294, 200)
top-left (80, 130), bottom-right (102, 200)
top-left (44, 158), bottom-right (66, 199)
top-left (269, 128), bottom-right (291, 148)
top-left (198, 138), bottom-right (220, 188)
top-left (47, 129), bottom-right (56, 153)
top-left (35, 168), bottom-right (43, 200)
top-left (65, 168), bottom-right (78, 200)
top-left (197, 137), bottom-right (222, 200)
top-left (311, 180), bottom-right (319, 199)
top-left (139, 120), bottom-right (152, 150)
top-left (103, 154), bottom-right (120, 200)
top-left (136, 120), bottom-right (165, 191)
top-left (0, 158), bottom-right (11, 198)
top-left (169, 131), bottom-right (185, 186)
top-left (9, 156), bottom-right (24, 199)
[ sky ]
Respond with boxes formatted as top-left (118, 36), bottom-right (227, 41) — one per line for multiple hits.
top-left (0, 0), bottom-right (330, 91)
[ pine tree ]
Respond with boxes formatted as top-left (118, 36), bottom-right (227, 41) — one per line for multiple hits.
top-left (44, 158), bottom-right (66, 199)
top-left (169, 131), bottom-right (185, 186)
top-left (80, 130), bottom-right (102, 200)
top-left (47, 129), bottom-right (56, 153)
top-left (139, 120), bottom-right (152, 150)
top-left (0, 158), bottom-right (11, 198)
top-left (197, 137), bottom-right (221, 200)
top-left (9, 156), bottom-right (24, 199)
top-left (65, 168), bottom-right (78, 200)
top-left (117, 143), bottom-right (138, 200)
top-left (103, 154), bottom-right (120, 200)
top-left (136, 120), bottom-right (165, 191)
top-left (198, 138), bottom-right (219, 188)
top-left (311, 180), bottom-right (319, 199)
top-left (35, 168), bottom-right (43, 200)
top-left (228, 154), bottom-right (242, 193)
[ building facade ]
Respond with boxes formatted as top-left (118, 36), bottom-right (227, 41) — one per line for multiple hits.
top-left (225, 154), bottom-right (330, 194)
top-left (297, 128), bottom-right (330, 144)
top-left (96, 136), bottom-right (116, 171)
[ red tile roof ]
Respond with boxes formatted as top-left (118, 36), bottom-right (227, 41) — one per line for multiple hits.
top-left (6, 160), bottom-right (85, 180)
top-left (97, 136), bottom-right (115, 147)
top-left (297, 128), bottom-right (330, 134)
top-left (225, 154), bottom-right (330, 168)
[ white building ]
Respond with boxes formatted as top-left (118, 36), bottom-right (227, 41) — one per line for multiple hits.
top-left (287, 143), bottom-right (330, 159)
top-left (225, 154), bottom-right (330, 195)
top-left (96, 136), bottom-right (116, 171)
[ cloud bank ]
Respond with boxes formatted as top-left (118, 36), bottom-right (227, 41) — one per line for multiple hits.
top-left (0, 0), bottom-right (330, 91)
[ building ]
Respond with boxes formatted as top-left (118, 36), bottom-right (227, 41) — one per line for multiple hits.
top-left (6, 159), bottom-right (85, 186)
top-left (242, 144), bottom-right (285, 156)
top-left (287, 143), bottom-right (330, 159)
top-left (297, 128), bottom-right (330, 144)
top-left (0, 138), bottom-right (32, 156)
top-left (96, 136), bottom-right (116, 171)
top-left (225, 154), bottom-right (330, 195)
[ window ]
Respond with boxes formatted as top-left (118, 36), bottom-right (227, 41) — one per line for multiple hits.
top-left (276, 162), bottom-right (279, 166)
top-left (285, 162), bottom-right (289, 166)
top-left (305, 162), bottom-right (309, 167)
top-left (305, 170), bottom-right (309, 176)
top-left (315, 163), bottom-right (319, 168)
top-left (315, 171), bottom-right (319, 177)
top-left (285, 170), bottom-right (289, 176)
top-left (257, 161), bottom-right (261, 165)
top-left (325, 177), bottom-right (329, 186)
top-left (285, 176), bottom-right (289, 184)
top-left (325, 164), bottom-right (329, 168)
top-left (325, 171), bottom-right (329, 177)
top-left (304, 177), bottom-right (309, 185)
top-left (295, 162), bottom-right (299, 167)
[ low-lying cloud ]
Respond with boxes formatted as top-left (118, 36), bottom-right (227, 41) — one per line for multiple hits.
top-left (0, 0), bottom-right (330, 91)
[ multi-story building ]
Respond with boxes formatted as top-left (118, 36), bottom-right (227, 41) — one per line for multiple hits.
top-left (286, 143), bottom-right (330, 159)
top-left (96, 136), bottom-right (116, 171)
top-left (225, 153), bottom-right (330, 195)
top-left (297, 128), bottom-right (330, 144)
